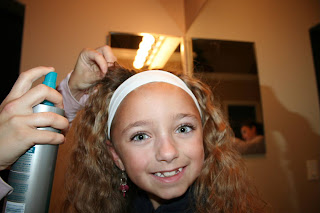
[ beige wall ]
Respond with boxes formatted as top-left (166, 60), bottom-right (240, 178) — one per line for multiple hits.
top-left (19, 0), bottom-right (184, 83)
top-left (19, 0), bottom-right (320, 212)
top-left (188, 0), bottom-right (320, 212)
top-left (188, 0), bottom-right (320, 127)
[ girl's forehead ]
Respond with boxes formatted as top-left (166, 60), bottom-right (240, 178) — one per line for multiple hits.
top-left (129, 82), bottom-right (193, 101)
top-left (116, 82), bottom-right (200, 118)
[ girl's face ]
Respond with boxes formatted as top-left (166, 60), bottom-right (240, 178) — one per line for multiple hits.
top-left (110, 82), bottom-right (204, 208)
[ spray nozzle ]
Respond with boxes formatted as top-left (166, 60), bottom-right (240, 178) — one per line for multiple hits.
top-left (42, 72), bottom-right (57, 106)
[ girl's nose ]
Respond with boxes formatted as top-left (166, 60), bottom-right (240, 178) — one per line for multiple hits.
top-left (155, 135), bottom-right (179, 163)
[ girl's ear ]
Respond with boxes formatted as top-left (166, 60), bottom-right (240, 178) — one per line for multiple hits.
top-left (106, 140), bottom-right (125, 170)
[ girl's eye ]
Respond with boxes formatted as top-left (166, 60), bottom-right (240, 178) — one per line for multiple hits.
top-left (131, 133), bottom-right (150, 142)
top-left (176, 125), bottom-right (194, 134)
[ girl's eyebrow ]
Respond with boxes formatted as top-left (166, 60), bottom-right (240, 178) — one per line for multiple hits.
top-left (174, 113), bottom-right (199, 121)
top-left (122, 120), bottom-right (153, 134)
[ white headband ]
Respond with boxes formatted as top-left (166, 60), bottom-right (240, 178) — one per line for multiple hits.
top-left (107, 70), bottom-right (202, 139)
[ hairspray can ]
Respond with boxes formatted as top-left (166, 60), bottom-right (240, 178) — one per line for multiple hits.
top-left (3, 72), bottom-right (65, 213)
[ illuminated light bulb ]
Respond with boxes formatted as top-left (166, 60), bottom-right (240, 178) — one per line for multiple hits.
top-left (151, 47), bottom-right (158, 55)
top-left (133, 59), bottom-right (144, 69)
top-left (148, 54), bottom-right (154, 60)
top-left (133, 54), bottom-right (147, 69)
top-left (133, 33), bottom-right (155, 69)
top-left (142, 34), bottom-right (155, 44)
top-left (135, 55), bottom-right (147, 63)
top-left (158, 36), bottom-right (165, 41)
top-left (155, 40), bottom-right (163, 48)
top-left (145, 55), bottom-right (154, 66)
top-left (145, 60), bottom-right (151, 66)
top-left (137, 49), bottom-right (149, 58)
top-left (139, 43), bottom-right (152, 53)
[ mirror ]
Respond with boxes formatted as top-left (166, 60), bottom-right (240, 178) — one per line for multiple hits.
top-left (107, 32), bottom-right (265, 155)
top-left (192, 38), bottom-right (265, 155)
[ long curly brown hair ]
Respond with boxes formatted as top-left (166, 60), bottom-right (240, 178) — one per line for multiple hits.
top-left (63, 66), bottom-right (266, 212)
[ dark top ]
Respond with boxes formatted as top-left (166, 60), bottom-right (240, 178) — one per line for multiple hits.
top-left (131, 187), bottom-right (195, 213)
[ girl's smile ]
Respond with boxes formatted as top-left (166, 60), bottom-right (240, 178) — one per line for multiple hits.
top-left (109, 82), bottom-right (204, 209)
top-left (151, 166), bottom-right (186, 183)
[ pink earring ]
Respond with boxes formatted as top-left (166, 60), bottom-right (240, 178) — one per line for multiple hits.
top-left (119, 170), bottom-right (129, 197)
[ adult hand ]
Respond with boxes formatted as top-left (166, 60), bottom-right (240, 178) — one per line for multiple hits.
top-left (0, 67), bottom-right (69, 170)
top-left (69, 45), bottom-right (117, 100)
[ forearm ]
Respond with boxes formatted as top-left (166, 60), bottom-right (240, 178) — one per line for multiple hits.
top-left (57, 73), bottom-right (88, 122)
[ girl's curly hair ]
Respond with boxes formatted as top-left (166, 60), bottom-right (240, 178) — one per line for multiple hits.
top-left (63, 66), bottom-right (265, 213)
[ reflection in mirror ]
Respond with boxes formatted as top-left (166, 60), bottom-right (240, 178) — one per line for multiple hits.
top-left (192, 38), bottom-right (265, 155)
top-left (107, 32), bottom-right (182, 72)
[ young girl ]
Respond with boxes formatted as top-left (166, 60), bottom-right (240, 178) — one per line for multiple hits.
top-left (60, 46), bottom-right (265, 213)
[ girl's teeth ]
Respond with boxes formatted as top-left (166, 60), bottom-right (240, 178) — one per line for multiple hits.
top-left (163, 170), bottom-right (176, 177)
top-left (154, 167), bottom-right (183, 177)
top-left (154, 172), bottom-right (165, 177)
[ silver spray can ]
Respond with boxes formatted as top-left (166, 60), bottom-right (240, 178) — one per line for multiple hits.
top-left (3, 72), bottom-right (65, 213)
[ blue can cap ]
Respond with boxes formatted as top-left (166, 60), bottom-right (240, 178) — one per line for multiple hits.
top-left (42, 72), bottom-right (57, 106)
top-left (43, 72), bottom-right (57, 89)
